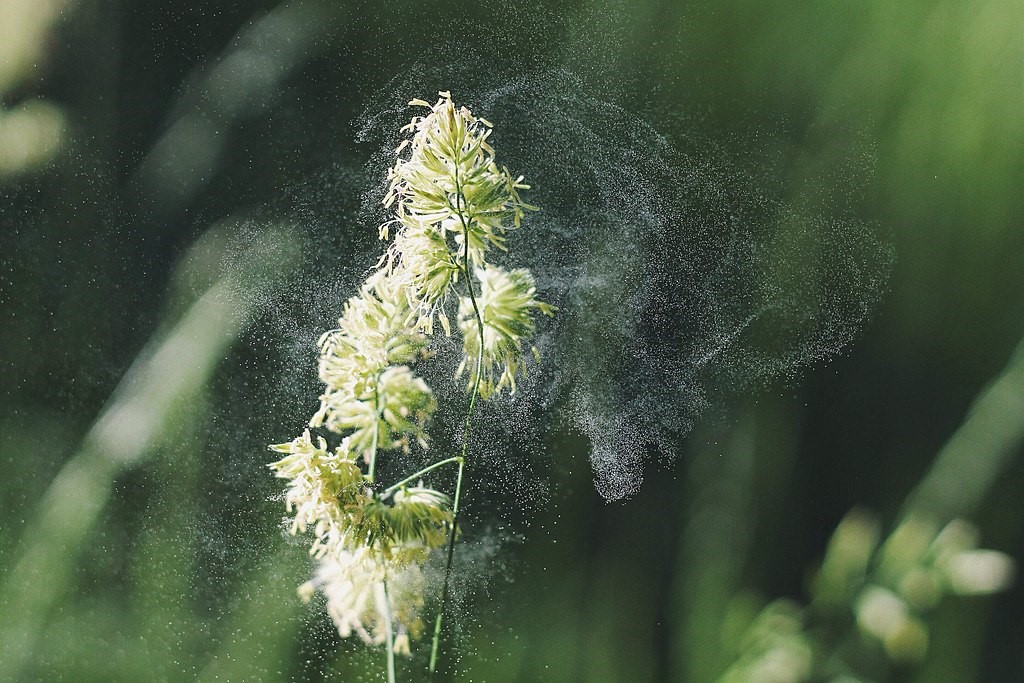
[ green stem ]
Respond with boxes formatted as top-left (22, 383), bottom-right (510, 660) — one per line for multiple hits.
top-left (428, 169), bottom-right (486, 679)
top-left (382, 457), bottom-right (463, 498)
top-left (429, 456), bottom-right (466, 676)
top-left (382, 580), bottom-right (397, 683)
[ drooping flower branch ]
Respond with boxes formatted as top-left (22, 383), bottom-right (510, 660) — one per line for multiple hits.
top-left (269, 91), bottom-right (553, 680)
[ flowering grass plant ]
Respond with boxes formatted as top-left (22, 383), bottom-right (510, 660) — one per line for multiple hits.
top-left (269, 92), bottom-right (552, 680)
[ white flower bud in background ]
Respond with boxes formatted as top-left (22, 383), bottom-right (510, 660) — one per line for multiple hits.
top-left (855, 585), bottom-right (929, 663)
top-left (723, 510), bottom-right (1015, 681)
top-left (941, 550), bottom-right (1016, 595)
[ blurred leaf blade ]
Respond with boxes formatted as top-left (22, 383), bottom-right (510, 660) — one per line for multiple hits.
top-left (0, 223), bottom-right (300, 681)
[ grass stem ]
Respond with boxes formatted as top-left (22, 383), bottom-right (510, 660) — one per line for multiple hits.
top-left (428, 168), bottom-right (485, 679)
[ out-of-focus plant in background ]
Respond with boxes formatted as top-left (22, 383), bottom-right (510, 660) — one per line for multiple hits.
top-left (1, 1), bottom-right (1022, 681)
top-left (0, 0), bottom-right (69, 178)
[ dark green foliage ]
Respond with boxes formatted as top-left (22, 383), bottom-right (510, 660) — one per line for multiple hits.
top-left (1, 0), bottom-right (1021, 681)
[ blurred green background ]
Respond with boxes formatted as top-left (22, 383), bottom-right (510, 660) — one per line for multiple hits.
top-left (2, 0), bottom-right (1022, 681)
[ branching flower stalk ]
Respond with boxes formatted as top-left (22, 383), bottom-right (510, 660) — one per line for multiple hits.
top-left (269, 92), bottom-right (553, 680)
top-left (717, 510), bottom-right (1014, 683)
